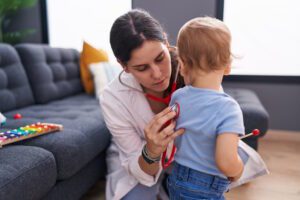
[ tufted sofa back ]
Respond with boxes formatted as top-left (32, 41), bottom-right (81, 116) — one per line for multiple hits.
top-left (0, 44), bottom-right (35, 112)
top-left (15, 44), bottom-right (83, 104)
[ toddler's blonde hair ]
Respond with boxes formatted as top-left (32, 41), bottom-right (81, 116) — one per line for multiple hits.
top-left (177, 17), bottom-right (232, 72)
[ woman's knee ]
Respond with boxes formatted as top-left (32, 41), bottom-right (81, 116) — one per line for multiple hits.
top-left (122, 183), bottom-right (160, 200)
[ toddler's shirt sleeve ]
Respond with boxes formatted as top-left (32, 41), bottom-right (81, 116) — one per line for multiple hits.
top-left (216, 98), bottom-right (245, 136)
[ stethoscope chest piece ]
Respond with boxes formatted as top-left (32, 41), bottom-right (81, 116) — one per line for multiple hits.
top-left (162, 102), bottom-right (180, 169)
top-left (170, 102), bottom-right (180, 119)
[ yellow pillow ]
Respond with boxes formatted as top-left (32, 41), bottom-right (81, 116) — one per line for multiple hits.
top-left (80, 41), bottom-right (109, 94)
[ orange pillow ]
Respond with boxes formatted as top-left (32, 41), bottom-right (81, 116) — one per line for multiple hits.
top-left (80, 41), bottom-right (109, 94)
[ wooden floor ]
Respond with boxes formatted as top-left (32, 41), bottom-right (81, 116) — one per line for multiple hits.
top-left (82, 130), bottom-right (300, 200)
top-left (225, 130), bottom-right (300, 200)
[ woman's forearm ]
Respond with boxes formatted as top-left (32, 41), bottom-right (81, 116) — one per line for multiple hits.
top-left (138, 155), bottom-right (160, 176)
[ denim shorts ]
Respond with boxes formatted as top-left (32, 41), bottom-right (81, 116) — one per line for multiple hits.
top-left (167, 162), bottom-right (230, 200)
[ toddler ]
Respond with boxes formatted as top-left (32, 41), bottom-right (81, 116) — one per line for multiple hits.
top-left (168, 17), bottom-right (247, 200)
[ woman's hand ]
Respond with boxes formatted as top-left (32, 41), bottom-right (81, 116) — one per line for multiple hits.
top-left (144, 107), bottom-right (185, 158)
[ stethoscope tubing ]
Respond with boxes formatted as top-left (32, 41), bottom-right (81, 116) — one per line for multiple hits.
top-left (118, 62), bottom-right (181, 169)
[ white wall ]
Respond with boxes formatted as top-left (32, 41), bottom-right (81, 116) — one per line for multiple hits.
top-left (224, 0), bottom-right (300, 76)
top-left (47, 0), bottom-right (131, 61)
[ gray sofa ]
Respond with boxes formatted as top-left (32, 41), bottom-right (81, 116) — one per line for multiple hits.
top-left (0, 43), bottom-right (111, 200)
top-left (225, 88), bottom-right (269, 149)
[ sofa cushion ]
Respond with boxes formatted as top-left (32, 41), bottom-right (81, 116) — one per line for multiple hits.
top-left (0, 44), bottom-right (35, 112)
top-left (43, 153), bottom-right (107, 200)
top-left (15, 44), bottom-right (83, 104)
top-left (0, 145), bottom-right (56, 200)
top-left (225, 88), bottom-right (269, 137)
top-left (80, 41), bottom-right (109, 94)
top-left (3, 94), bottom-right (111, 180)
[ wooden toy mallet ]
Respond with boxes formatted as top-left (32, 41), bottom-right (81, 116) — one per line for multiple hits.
top-left (240, 129), bottom-right (260, 139)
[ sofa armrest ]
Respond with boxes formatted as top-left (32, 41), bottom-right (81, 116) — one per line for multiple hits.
top-left (225, 88), bottom-right (269, 150)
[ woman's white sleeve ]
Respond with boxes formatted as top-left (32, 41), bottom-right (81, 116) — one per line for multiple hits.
top-left (100, 91), bottom-right (162, 186)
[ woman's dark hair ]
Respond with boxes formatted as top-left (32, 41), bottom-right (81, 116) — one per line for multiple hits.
top-left (110, 9), bottom-right (184, 94)
top-left (110, 9), bottom-right (164, 63)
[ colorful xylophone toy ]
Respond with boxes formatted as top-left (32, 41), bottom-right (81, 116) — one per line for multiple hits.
top-left (0, 122), bottom-right (63, 148)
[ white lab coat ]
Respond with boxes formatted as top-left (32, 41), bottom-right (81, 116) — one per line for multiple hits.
top-left (100, 73), bottom-right (269, 200)
top-left (100, 73), bottom-right (163, 200)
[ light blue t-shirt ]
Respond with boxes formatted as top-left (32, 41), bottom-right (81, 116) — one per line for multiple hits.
top-left (170, 86), bottom-right (245, 179)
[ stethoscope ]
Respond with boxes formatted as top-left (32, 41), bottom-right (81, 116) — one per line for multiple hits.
top-left (161, 102), bottom-right (180, 169)
top-left (118, 55), bottom-right (180, 169)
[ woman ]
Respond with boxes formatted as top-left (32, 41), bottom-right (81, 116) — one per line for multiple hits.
top-left (101, 8), bottom-right (269, 200)
top-left (100, 9), bottom-right (185, 200)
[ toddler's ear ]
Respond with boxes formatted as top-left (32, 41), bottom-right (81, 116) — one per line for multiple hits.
top-left (224, 65), bottom-right (231, 75)
top-left (179, 59), bottom-right (187, 77)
